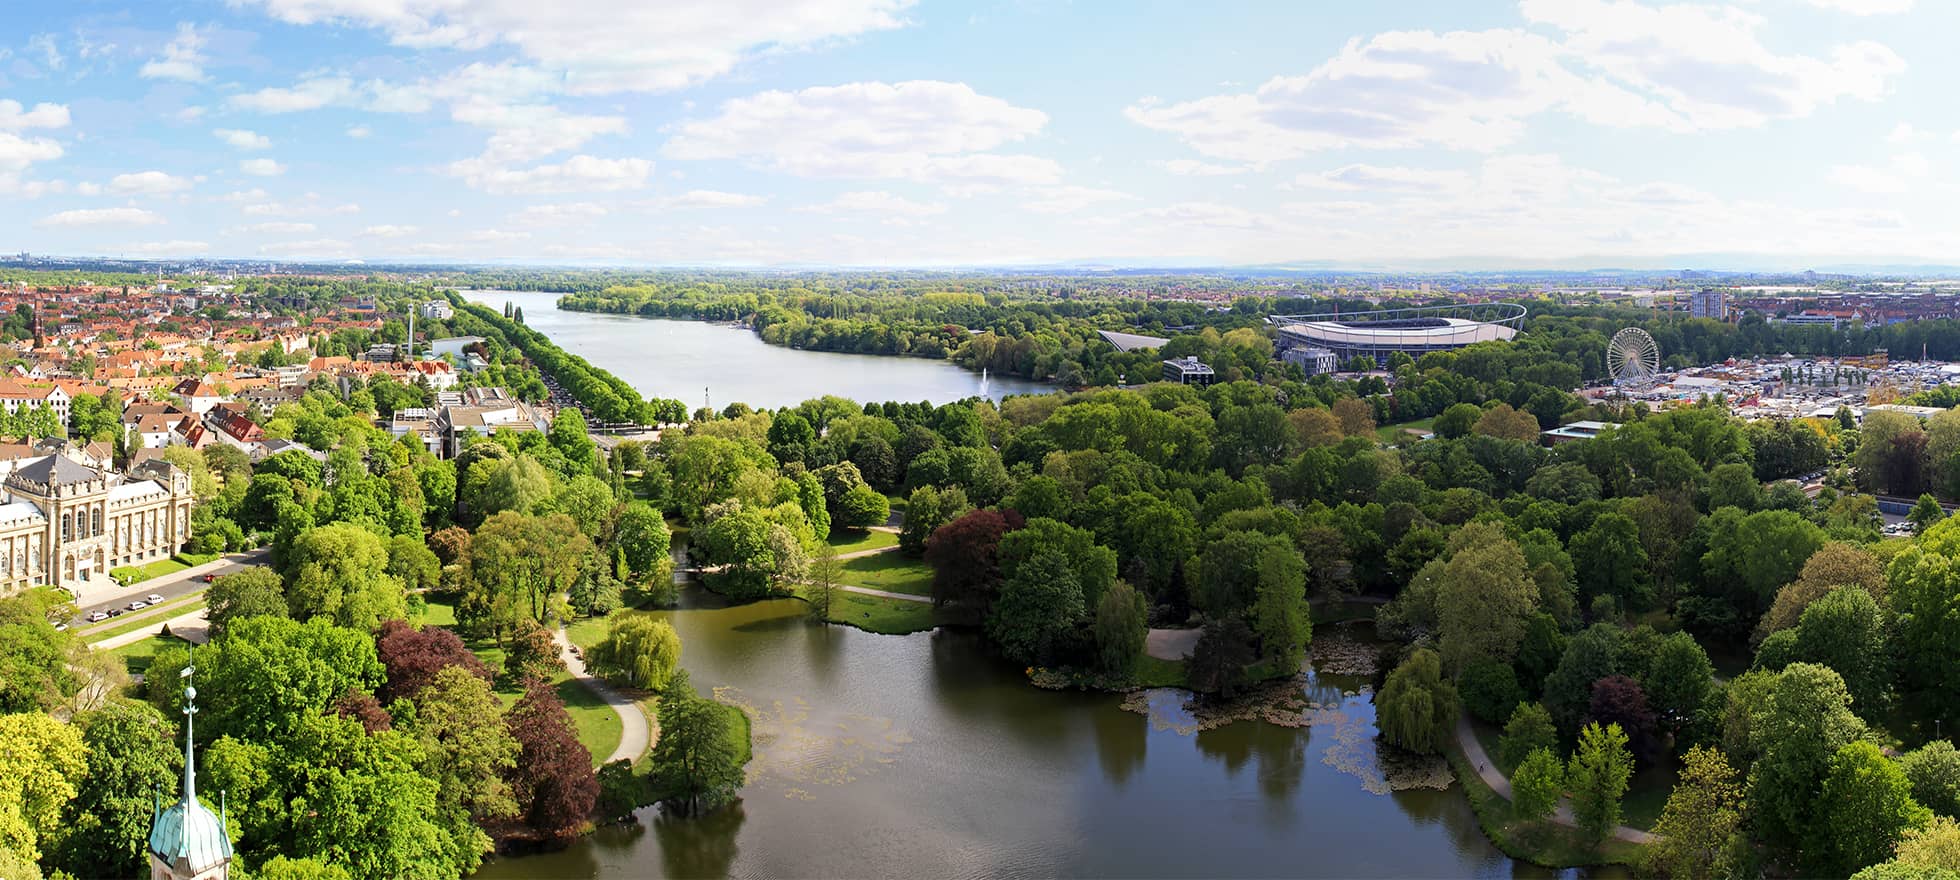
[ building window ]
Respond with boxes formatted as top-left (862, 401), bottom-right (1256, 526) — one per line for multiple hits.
top-left (91, 509), bottom-right (101, 536)
top-left (60, 514), bottom-right (70, 543)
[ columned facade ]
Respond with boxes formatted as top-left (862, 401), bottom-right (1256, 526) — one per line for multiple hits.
top-left (0, 454), bottom-right (192, 595)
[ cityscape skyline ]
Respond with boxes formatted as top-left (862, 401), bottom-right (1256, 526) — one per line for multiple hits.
top-left (1, 1), bottom-right (1955, 267)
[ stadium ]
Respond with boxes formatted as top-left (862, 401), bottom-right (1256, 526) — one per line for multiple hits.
top-left (1268, 303), bottom-right (1528, 370)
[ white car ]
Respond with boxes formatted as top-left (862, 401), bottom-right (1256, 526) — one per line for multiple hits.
top-left (127, 600), bottom-right (147, 611)
top-left (86, 611), bottom-right (109, 622)
top-left (145, 593), bottom-right (164, 604)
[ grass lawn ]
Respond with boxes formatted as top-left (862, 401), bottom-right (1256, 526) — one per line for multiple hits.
top-left (839, 552), bottom-right (934, 596)
top-left (419, 593), bottom-right (459, 628)
top-left (422, 599), bottom-right (623, 766)
top-left (109, 633), bottom-right (190, 674)
top-left (1375, 416), bottom-right (1436, 445)
top-left (1133, 654), bottom-right (1187, 688)
top-left (1446, 740), bottom-right (1649, 868)
top-left (827, 528), bottom-right (898, 555)
top-left (814, 587), bottom-right (936, 635)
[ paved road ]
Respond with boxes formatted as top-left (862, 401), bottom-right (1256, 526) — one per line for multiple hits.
top-left (69, 548), bottom-right (272, 627)
top-left (553, 627), bottom-right (654, 765)
top-left (90, 607), bottom-right (211, 651)
top-left (1454, 715), bottom-right (1655, 844)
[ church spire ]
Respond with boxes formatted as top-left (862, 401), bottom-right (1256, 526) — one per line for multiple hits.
top-left (148, 642), bottom-right (233, 880)
top-left (179, 644), bottom-right (198, 807)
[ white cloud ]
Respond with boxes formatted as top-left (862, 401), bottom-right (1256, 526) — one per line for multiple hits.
top-left (1291, 164), bottom-right (1474, 194)
top-left (37, 208), bottom-right (166, 228)
top-left (1023, 185), bottom-right (1132, 214)
top-left (140, 23), bottom-right (210, 82)
top-left (230, 221), bottom-right (316, 234)
top-left (468, 228), bottom-right (532, 242)
top-left (654, 190), bottom-right (768, 209)
top-left (664, 81), bottom-right (1058, 185)
top-left (0, 133), bottom-right (64, 172)
top-left (0, 100), bottom-right (70, 130)
top-left (510, 202), bottom-right (610, 225)
top-left (448, 154), bottom-right (651, 194)
top-left (346, 124), bottom-right (371, 138)
top-left (232, 0), bottom-right (916, 94)
top-left (1805, 0), bottom-right (1913, 14)
top-left (361, 224), bottom-right (420, 237)
top-left (803, 190), bottom-right (947, 217)
top-left (1130, 7), bottom-right (1904, 161)
top-left (239, 158), bottom-right (287, 177)
top-left (102, 171), bottom-right (195, 195)
top-left (1153, 159), bottom-right (1249, 176)
top-left (229, 77), bottom-right (358, 113)
top-left (122, 240), bottom-right (210, 255)
top-left (214, 129), bottom-right (272, 150)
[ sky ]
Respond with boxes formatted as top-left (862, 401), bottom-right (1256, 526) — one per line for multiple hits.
top-left (0, 0), bottom-right (1954, 268)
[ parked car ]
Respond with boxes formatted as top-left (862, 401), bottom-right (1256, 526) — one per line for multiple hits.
top-left (146, 593), bottom-right (164, 604)
top-left (86, 611), bottom-right (108, 622)
top-left (203, 573), bottom-right (217, 583)
top-left (108, 608), bottom-right (125, 618)
top-left (128, 600), bottom-right (147, 611)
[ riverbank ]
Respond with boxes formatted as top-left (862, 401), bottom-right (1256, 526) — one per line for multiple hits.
top-left (1449, 714), bottom-right (1652, 868)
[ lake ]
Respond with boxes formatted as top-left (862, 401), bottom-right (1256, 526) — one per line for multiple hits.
top-left (460, 290), bottom-right (1049, 411)
top-left (474, 590), bottom-right (1612, 879)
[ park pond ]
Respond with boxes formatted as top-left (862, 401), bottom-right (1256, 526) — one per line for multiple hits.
top-left (473, 588), bottom-right (1625, 879)
top-left (460, 290), bottom-right (1049, 411)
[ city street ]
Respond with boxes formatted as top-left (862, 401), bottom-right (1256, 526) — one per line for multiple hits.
top-left (69, 548), bottom-right (271, 630)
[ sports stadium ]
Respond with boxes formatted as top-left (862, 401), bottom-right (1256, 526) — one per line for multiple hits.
top-left (1269, 303), bottom-right (1528, 369)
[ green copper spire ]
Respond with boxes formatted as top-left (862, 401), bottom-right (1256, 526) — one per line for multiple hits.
top-left (148, 642), bottom-right (234, 876)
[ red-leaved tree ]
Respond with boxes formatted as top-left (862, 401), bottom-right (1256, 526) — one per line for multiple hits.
top-left (1587, 674), bottom-right (1658, 765)
top-left (375, 619), bottom-right (492, 703)
top-left (505, 677), bottom-right (598, 840)
top-left (923, 508), bottom-right (1024, 610)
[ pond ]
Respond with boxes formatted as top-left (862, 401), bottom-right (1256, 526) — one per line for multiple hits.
top-left (474, 589), bottom-right (1618, 879)
top-left (459, 290), bottom-right (1049, 411)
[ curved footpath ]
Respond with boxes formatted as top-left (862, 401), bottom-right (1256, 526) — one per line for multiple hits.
top-left (1454, 715), bottom-right (1655, 844)
top-left (554, 627), bottom-right (654, 764)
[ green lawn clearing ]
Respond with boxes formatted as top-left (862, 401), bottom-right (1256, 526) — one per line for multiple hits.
top-left (839, 552), bottom-right (933, 596)
top-left (827, 528), bottom-right (898, 555)
top-left (813, 587), bottom-right (936, 635)
top-left (1374, 417), bottom-right (1436, 446)
top-left (110, 633), bottom-right (191, 674)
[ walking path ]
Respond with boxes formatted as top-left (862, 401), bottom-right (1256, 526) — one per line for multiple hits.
top-left (1454, 715), bottom-right (1655, 844)
top-left (553, 627), bottom-right (654, 765)
top-left (836, 584), bottom-right (930, 603)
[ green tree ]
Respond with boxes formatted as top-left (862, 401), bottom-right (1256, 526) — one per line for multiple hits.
top-left (284, 522), bottom-right (407, 630)
top-left (1645, 631), bottom-right (1713, 735)
top-left (1903, 740), bottom-right (1960, 819)
top-left (478, 454), bottom-right (556, 518)
top-left (987, 548), bottom-right (1084, 666)
top-left (1093, 580), bottom-right (1147, 676)
top-left (150, 616), bottom-right (385, 741)
top-left (1706, 461), bottom-right (1763, 511)
top-left (897, 484), bottom-right (969, 555)
top-left (386, 534), bottom-right (441, 593)
top-left (408, 666), bottom-right (520, 867)
top-left (613, 501), bottom-right (675, 583)
top-left (0, 597), bottom-right (78, 714)
top-left (45, 700), bottom-right (180, 879)
top-left (648, 672), bottom-right (747, 815)
top-left (1792, 586), bottom-right (1890, 714)
top-left (1748, 662), bottom-right (1868, 858)
top-left (1912, 494), bottom-right (1948, 535)
top-left (1543, 623), bottom-right (1624, 735)
top-left (1436, 528), bottom-right (1535, 673)
top-left (589, 616), bottom-right (683, 691)
top-left (836, 482), bottom-right (892, 530)
top-left (1511, 747), bottom-right (1565, 823)
top-left (1819, 741), bottom-right (1934, 877)
top-left (1891, 529), bottom-right (1960, 726)
top-left (1500, 702), bottom-right (1558, 769)
top-left (1645, 745), bottom-right (1747, 880)
top-left (0, 711), bottom-right (88, 863)
top-left (1567, 721), bottom-right (1633, 843)
top-left (553, 474), bottom-right (617, 538)
top-left (805, 548), bottom-right (840, 621)
top-left (1570, 512), bottom-right (1652, 610)
top-left (257, 856), bottom-right (355, 880)
top-left (1377, 649), bottom-right (1458, 755)
top-left (465, 512), bottom-right (591, 641)
top-left (205, 566), bottom-right (289, 638)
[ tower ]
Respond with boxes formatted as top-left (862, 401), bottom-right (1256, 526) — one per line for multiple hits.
top-left (148, 647), bottom-right (233, 880)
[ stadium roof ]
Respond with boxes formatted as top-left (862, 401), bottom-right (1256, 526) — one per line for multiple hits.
top-left (1097, 330), bottom-right (1171, 352)
top-left (1276, 317), bottom-right (1517, 349)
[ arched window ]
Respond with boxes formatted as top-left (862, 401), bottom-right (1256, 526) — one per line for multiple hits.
top-left (61, 513), bottom-right (71, 543)
top-left (91, 509), bottom-right (101, 536)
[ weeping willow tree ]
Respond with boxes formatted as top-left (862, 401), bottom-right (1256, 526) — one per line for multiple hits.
top-left (1377, 648), bottom-right (1458, 755)
top-left (588, 615), bottom-right (682, 691)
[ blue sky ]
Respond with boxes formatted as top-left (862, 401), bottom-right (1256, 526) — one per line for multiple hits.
top-left (0, 0), bottom-right (1952, 267)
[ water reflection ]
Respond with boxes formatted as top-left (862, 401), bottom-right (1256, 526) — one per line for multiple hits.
top-left (476, 589), bottom-right (1628, 879)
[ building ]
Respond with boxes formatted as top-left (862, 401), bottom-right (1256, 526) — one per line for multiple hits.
top-left (0, 380), bottom-right (71, 424)
top-left (1541, 420), bottom-right (1620, 447)
top-left (1280, 345), bottom-right (1340, 376)
top-left (433, 387), bottom-right (549, 458)
top-left (390, 407), bottom-right (442, 456)
top-left (408, 359), bottom-right (459, 391)
top-left (148, 656), bottom-right (234, 880)
top-left (1270, 303), bottom-right (1527, 368)
top-left (1689, 289), bottom-right (1729, 321)
top-left (420, 300), bottom-right (455, 320)
top-left (172, 379), bottom-right (228, 416)
top-left (1162, 356), bottom-right (1217, 387)
top-left (1775, 313), bottom-right (1843, 328)
top-left (202, 405), bottom-right (265, 451)
top-left (0, 452), bottom-right (194, 593)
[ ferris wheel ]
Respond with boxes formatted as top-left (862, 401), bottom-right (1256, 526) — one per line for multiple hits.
top-left (1607, 328), bottom-right (1661, 384)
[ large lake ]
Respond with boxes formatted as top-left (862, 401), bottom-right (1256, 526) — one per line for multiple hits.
top-left (461, 290), bottom-right (1048, 411)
